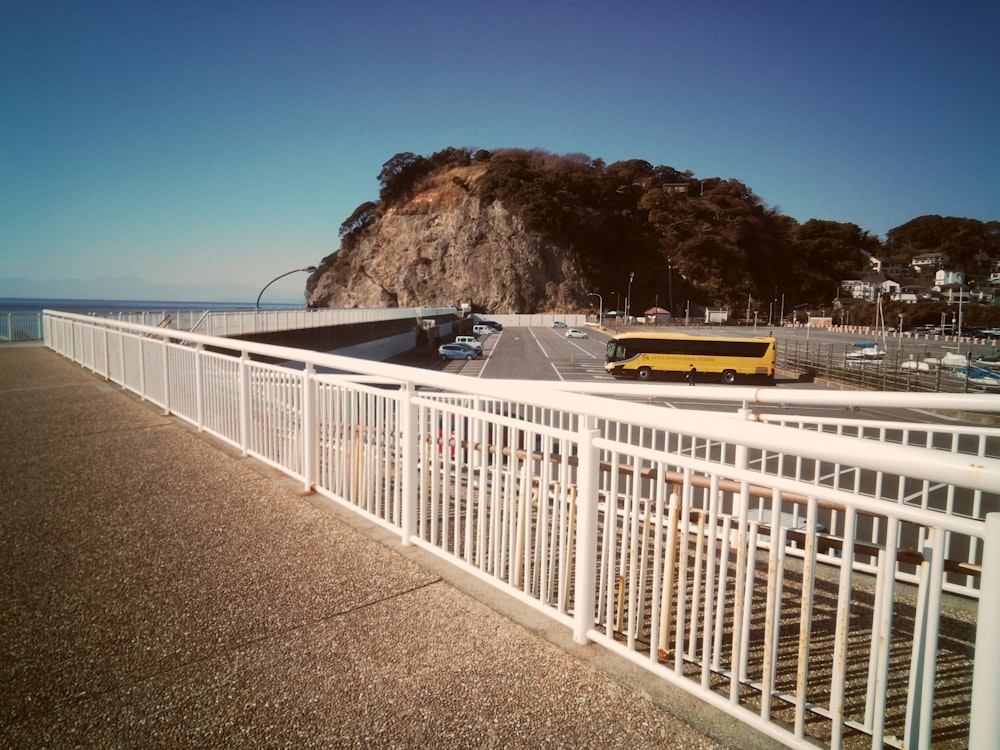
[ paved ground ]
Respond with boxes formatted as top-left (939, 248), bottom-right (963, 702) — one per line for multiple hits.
top-left (0, 343), bottom-right (781, 749)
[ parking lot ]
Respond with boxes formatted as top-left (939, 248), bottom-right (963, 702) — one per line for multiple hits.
top-left (389, 324), bottom-right (1000, 424)
top-left (397, 325), bottom-right (613, 381)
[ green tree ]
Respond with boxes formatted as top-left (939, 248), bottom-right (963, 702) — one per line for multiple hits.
top-left (886, 215), bottom-right (1000, 272)
top-left (339, 201), bottom-right (377, 239)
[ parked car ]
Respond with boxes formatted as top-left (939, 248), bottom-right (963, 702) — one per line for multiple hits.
top-left (482, 320), bottom-right (503, 331)
top-left (439, 343), bottom-right (480, 360)
top-left (552, 321), bottom-right (567, 328)
top-left (566, 329), bottom-right (589, 339)
top-left (454, 335), bottom-right (483, 352)
top-left (472, 324), bottom-right (495, 335)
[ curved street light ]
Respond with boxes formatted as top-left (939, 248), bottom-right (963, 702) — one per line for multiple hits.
top-left (256, 266), bottom-right (317, 310)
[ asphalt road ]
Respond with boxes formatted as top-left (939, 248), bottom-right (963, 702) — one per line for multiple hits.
top-left (396, 325), bottom-right (612, 381)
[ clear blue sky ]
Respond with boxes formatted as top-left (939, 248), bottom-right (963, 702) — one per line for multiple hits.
top-left (2, 1), bottom-right (998, 302)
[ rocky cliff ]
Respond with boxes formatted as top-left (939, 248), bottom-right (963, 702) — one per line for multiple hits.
top-left (306, 147), bottom-right (969, 318)
top-left (305, 176), bottom-right (588, 313)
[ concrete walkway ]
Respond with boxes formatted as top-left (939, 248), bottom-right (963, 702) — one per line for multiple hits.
top-left (0, 343), bottom-right (778, 749)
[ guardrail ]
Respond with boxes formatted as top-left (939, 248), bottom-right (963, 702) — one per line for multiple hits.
top-left (190, 306), bottom-right (459, 336)
top-left (1, 311), bottom-right (43, 341)
top-left (778, 337), bottom-right (998, 394)
top-left (43, 309), bottom-right (1000, 749)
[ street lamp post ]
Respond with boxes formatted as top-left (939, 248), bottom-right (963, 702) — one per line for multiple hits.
top-left (667, 259), bottom-right (673, 317)
top-left (626, 271), bottom-right (634, 322)
top-left (588, 292), bottom-right (603, 329)
top-left (256, 266), bottom-right (317, 311)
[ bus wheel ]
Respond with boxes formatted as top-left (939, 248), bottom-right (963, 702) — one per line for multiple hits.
top-left (722, 369), bottom-right (737, 385)
top-left (637, 367), bottom-right (652, 381)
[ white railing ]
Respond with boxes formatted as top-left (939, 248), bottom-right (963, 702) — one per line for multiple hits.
top-left (190, 306), bottom-right (459, 337)
top-left (43, 309), bottom-right (1000, 749)
top-left (37, 305), bottom-right (459, 337)
top-left (1, 311), bottom-right (43, 341)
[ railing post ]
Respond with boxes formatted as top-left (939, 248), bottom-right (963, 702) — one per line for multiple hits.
top-left (970, 513), bottom-right (1000, 747)
top-left (905, 524), bottom-right (945, 749)
top-left (118, 329), bottom-right (125, 388)
top-left (573, 421), bottom-right (601, 645)
top-left (302, 363), bottom-right (316, 492)
top-left (400, 382), bottom-right (417, 546)
top-left (102, 327), bottom-right (110, 380)
top-left (239, 351), bottom-right (250, 456)
top-left (195, 343), bottom-right (204, 431)
top-left (161, 336), bottom-right (171, 415)
top-left (138, 334), bottom-right (146, 400)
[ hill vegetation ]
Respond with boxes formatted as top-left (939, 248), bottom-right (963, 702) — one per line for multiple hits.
top-left (319, 147), bottom-right (999, 318)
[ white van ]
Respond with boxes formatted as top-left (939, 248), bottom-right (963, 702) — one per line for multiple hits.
top-left (472, 324), bottom-right (494, 336)
top-left (454, 335), bottom-right (483, 352)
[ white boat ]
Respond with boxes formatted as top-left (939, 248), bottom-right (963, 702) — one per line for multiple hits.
top-left (846, 342), bottom-right (885, 361)
top-left (900, 358), bottom-right (934, 372)
top-left (940, 352), bottom-right (969, 368)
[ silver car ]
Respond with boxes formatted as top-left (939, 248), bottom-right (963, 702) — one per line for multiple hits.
top-left (439, 343), bottom-right (480, 360)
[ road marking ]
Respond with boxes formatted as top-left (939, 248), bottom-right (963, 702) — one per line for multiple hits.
top-left (528, 328), bottom-right (551, 358)
top-left (566, 339), bottom-right (598, 357)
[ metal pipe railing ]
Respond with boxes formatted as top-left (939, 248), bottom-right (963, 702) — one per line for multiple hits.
top-left (41, 309), bottom-right (997, 749)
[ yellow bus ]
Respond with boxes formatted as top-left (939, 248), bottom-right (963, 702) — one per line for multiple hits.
top-left (605, 332), bottom-right (776, 384)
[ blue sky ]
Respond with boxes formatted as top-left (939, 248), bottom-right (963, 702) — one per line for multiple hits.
top-left (2, 1), bottom-right (998, 302)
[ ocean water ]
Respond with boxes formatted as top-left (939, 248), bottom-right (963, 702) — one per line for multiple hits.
top-left (0, 297), bottom-right (302, 315)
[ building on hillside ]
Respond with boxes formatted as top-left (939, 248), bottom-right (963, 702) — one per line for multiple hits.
top-left (705, 307), bottom-right (728, 324)
top-left (934, 268), bottom-right (965, 287)
top-left (911, 252), bottom-right (950, 275)
top-left (869, 256), bottom-right (908, 278)
top-left (841, 273), bottom-right (889, 301)
top-left (938, 285), bottom-right (971, 304)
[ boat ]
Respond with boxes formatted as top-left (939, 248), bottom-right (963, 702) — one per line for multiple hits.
top-left (845, 342), bottom-right (885, 362)
top-left (900, 358), bottom-right (934, 372)
top-left (955, 365), bottom-right (1000, 389)
top-left (940, 352), bottom-right (969, 368)
top-left (846, 296), bottom-right (890, 364)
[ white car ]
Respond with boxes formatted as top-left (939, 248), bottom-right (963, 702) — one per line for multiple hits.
top-left (565, 329), bottom-right (589, 339)
top-left (453, 335), bottom-right (483, 353)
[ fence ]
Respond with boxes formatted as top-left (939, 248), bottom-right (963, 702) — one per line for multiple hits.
top-left (0, 311), bottom-right (42, 341)
top-left (778, 336), bottom-right (999, 394)
top-left (43, 309), bottom-right (1000, 749)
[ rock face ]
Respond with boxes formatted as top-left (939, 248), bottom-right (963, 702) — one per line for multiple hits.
top-left (305, 194), bottom-right (588, 313)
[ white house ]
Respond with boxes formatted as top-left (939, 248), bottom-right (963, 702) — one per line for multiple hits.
top-left (934, 268), bottom-right (965, 287)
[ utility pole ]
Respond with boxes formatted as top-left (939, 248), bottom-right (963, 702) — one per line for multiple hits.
top-left (626, 271), bottom-right (634, 322)
top-left (667, 259), bottom-right (673, 316)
